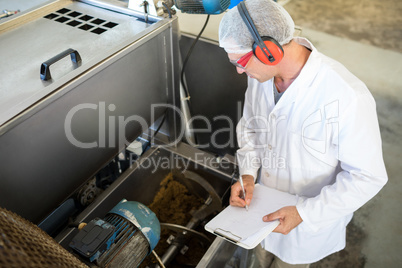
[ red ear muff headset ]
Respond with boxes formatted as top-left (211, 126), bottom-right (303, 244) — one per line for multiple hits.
top-left (237, 1), bottom-right (284, 66)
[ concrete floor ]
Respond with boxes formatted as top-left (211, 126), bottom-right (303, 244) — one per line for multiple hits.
top-left (178, 0), bottom-right (402, 267)
top-left (284, 0), bottom-right (402, 53)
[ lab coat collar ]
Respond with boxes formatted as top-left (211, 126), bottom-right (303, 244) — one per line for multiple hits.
top-left (270, 37), bottom-right (322, 113)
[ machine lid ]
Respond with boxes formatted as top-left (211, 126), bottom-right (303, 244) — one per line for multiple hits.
top-left (0, 0), bottom-right (160, 128)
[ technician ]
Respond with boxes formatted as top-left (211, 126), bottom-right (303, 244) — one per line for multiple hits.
top-left (220, 0), bottom-right (388, 267)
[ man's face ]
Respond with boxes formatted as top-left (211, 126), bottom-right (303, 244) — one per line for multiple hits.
top-left (227, 52), bottom-right (276, 83)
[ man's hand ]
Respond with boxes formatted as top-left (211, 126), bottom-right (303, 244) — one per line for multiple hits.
top-left (263, 206), bottom-right (303, 235)
top-left (230, 175), bottom-right (254, 208)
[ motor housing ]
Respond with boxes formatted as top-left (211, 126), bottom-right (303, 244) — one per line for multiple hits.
top-left (69, 199), bottom-right (160, 267)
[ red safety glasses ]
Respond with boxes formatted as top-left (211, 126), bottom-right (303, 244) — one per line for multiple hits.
top-left (230, 51), bottom-right (253, 69)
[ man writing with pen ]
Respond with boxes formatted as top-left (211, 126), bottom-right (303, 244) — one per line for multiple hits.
top-left (223, 0), bottom-right (388, 267)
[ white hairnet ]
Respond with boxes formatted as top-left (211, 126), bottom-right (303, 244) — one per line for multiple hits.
top-left (219, 0), bottom-right (295, 54)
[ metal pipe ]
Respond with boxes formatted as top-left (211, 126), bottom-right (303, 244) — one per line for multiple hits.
top-left (0, 10), bottom-right (19, 20)
top-left (157, 217), bottom-right (201, 267)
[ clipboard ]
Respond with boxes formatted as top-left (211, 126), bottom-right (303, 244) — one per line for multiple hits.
top-left (205, 184), bottom-right (298, 249)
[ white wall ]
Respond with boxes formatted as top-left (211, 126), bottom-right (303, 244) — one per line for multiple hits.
top-left (176, 11), bottom-right (224, 41)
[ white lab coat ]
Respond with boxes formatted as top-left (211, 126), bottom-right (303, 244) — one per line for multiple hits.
top-left (236, 37), bottom-right (388, 264)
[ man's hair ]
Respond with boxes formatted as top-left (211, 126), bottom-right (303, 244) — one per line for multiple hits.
top-left (219, 0), bottom-right (295, 54)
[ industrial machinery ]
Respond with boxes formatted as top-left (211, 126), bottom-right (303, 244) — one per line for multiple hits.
top-left (69, 200), bottom-right (160, 267)
top-left (0, 0), bottom-right (252, 267)
top-left (0, 0), bottom-right (180, 266)
top-left (0, 199), bottom-right (160, 268)
top-left (0, 0), bottom-right (179, 225)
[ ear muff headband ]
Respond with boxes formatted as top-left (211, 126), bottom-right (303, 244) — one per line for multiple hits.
top-left (237, 2), bottom-right (273, 62)
top-left (238, 1), bottom-right (284, 65)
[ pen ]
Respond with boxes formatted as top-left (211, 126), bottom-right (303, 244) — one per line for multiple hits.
top-left (239, 176), bottom-right (249, 211)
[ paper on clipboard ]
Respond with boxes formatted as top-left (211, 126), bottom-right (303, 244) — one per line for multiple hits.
top-left (205, 184), bottom-right (298, 249)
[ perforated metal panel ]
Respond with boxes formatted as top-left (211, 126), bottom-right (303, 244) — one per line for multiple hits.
top-left (44, 7), bottom-right (119, 35)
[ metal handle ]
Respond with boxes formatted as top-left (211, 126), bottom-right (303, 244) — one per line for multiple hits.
top-left (40, 48), bottom-right (81, 81)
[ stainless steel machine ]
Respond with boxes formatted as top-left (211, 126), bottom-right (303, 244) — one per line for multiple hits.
top-left (0, 0), bottom-right (180, 224)
top-left (0, 0), bottom-right (252, 267)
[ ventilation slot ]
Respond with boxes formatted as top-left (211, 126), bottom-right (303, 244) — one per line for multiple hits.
top-left (79, 24), bottom-right (94, 31)
top-left (43, 8), bottom-right (119, 35)
top-left (91, 28), bottom-right (107, 35)
top-left (67, 20), bottom-right (81, 27)
top-left (68, 11), bottom-right (82, 18)
top-left (55, 16), bottom-right (69, 23)
top-left (92, 18), bottom-right (105, 25)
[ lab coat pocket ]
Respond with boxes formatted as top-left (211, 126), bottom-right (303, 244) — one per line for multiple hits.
top-left (286, 127), bottom-right (339, 197)
top-left (288, 107), bottom-right (339, 170)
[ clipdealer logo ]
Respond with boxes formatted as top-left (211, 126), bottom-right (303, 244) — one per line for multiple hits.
top-left (64, 102), bottom-right (184, 149)
top-left (64, 100), bottom-right (340, 168)
top-left (63, 102), bottom-right (241, 150)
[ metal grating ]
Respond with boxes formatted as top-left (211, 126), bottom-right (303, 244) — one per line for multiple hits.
top-left (44, 8), bottom-right (119, 35)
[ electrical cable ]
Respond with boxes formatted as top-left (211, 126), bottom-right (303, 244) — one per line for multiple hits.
top-left (180, 15), bottom-right (210, 146)
top-left (180, 15), bottom-right (210, 103)
top-left (141, 109), bottom-right (168, 156)
top-left (152, 250), bottom-right (166, 268)
top-left (162, 2), bottom-right (172, 18)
